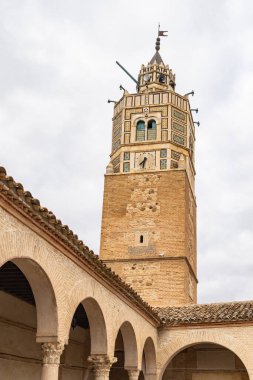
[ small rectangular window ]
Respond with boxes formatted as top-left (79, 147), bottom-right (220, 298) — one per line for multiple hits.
top-left (124, 152), bottom-right (130, 161)
top-left (160, 149), bottom-right (167, 158)
top-left (123, 162), bottom-right (130, 172)
top-left (160, 159), bottom-right (167, 170)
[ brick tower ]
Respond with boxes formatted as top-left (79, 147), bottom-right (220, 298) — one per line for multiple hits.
top-left (100, 34), bottom-right (197, 307)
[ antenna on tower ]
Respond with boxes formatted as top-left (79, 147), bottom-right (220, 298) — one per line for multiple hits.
top-left (116, 61), bottom-right (138, 85)
top-left (184, 90), bottom-right (194, 97)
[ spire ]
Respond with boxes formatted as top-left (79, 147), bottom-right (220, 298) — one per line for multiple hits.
top-left (149, 25), bottom-right (168, 65)
top-left (138, 26), bottom-right (175, 93)
top-left (149, 37), bottom-right (164, 65)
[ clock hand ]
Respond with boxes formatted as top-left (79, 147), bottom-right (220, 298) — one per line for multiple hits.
top-left (139, 157), bottom-right (147, 168)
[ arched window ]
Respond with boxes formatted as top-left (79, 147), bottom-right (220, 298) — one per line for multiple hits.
top-left (140, 235), bottom-right (144, 243)
top-left (136, 120), bottom-right (145, 141)
top-left (147, 119), bottom-right (157, 140)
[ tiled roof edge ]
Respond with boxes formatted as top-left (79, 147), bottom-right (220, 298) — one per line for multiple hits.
top-left (0, 166), bottom-right (160, 324)
top-left (156, 300), bottom-right (253, 326)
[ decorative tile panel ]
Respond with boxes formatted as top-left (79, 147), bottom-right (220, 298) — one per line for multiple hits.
top-left (125, 108), bottom-right (142, 120)
top-left (112, 112), bottom-right (122, 152)
top-left (112, 154), bottom-right (120, 173)
top-left (114, 165), bottom-right (120, 173)
top-left (113, 113), bottom-right (122, 139)
top-left (124, 121), bottom-right (131, 132)
top-left (172, 120), bottom-right (186, 135)
top-left (112, 139), bottom-right (121, 152)
top-left (172, 133), bottom-right (185, 146)
top-left (171, 160), bottom-right (179, 169)
top-left (112, 155), bottom-right (120, 168)
top-left (150, 106), bottom-right (168, 117)
top-left (171, 150), bottom-right (181, 161)
top-left (172, 107), bottom-right (187, 123)
top-left (162, 118), bottom-right (168, 129)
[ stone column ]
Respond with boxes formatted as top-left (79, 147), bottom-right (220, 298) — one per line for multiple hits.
top-left (88, 355), bottom-right (117, 380)
top-left (41, 342), bottom-right (65, 380)
top-left (127, 368), bottom-right (140, 380)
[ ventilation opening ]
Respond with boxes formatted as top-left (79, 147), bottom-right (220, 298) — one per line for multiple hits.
top-left (140, 235), bottom-right (144, 243)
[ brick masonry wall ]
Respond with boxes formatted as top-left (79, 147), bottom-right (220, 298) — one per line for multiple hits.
top-left (104, 258), bottom-right (195, 307)
top-left (100, 170), bottom-right (197, 307)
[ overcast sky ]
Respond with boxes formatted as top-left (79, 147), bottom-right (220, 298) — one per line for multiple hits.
top-left (1, 0), bottom-right (253, 304)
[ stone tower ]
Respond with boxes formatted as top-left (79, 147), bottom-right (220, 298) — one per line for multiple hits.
top-left (100, 35), bottom-right (197, 307)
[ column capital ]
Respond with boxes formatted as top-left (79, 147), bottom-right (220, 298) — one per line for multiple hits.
top-left (41, 342), bottom-right (65, 365)
top-left (127, 368), bottom-right (140, 380)
top-left (88, 354), bottom-right (117, 375)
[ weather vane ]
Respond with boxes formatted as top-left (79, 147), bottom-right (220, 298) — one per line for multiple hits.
top-left (158, 23), bottom-right (168, 37)
top-left (155, 23), bottom-right (168, 52)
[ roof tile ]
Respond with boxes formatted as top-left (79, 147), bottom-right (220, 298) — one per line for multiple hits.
top-left (156, 301), bottom-right (253, 326)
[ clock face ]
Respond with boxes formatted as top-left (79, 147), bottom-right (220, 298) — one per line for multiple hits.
top-left (144, 73), bottom-right (152, 82)
top-left (135, 152), bottom-right (156, 170)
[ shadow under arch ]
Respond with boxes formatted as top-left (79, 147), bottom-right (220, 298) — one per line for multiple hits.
top-left (109, 320), bottom-right (138, 379)
top-left (118, 320), bottom-right (138, 368)
top-left (160, 342), bottom-right (250, 380)
top-left (142, 336), bottom-right (157, 378)
top-left (0, 257), bottom-right (58, 342)
top-left (79, 297), bottom-right (108, 355)
top-left (158, 333), bottom-right (251, 380)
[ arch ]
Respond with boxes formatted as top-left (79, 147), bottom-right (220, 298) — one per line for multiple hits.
top-left (118, 321), bottom-right (138, 368)
top-left (142, 336), bottom-right (157, 378)
top-left (158, 330), bottom-right (252, 380)
top-left (68, 296), bottom-right (107, 355)
top-left (161, 343), bottom-right (250, 380)
top-left (136, 120), bottom-right (145, 141)
top-left (147, 119), bottom-right (157, 140)
top-left (0, 257), bottom-right (58, 341)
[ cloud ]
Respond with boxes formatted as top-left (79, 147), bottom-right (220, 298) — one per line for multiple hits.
top-left (0, 0), bottom-right (253, 303)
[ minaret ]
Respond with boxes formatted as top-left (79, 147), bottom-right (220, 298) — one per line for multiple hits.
top-left (100, 35), bottom-right (197, 307)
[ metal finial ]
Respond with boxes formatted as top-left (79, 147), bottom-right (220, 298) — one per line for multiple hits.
top-left (155, 23), bottom-right (167, 51)
top-left (155, 37), bottom-right (160, 51)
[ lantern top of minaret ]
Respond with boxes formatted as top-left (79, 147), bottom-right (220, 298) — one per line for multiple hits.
top-left (138, 27), bottom-right (176, 93)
